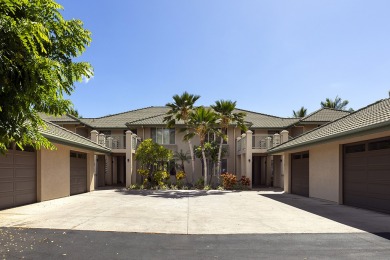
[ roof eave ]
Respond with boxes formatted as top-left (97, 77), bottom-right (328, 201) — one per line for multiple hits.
top-left (268, 121), bottom-right (390, 154)
top-left (42, 133), bottom-right (111, 153)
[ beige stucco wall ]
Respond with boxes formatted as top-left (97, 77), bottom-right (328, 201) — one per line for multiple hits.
top-left (37, 143), bottom-right (96, 202)
top-left (309, 142), bottom-right (340, 203)
top-left (37, 144), bottom-right (70, 201)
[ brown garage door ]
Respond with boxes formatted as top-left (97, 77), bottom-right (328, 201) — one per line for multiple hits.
top-left (343, 138), bottom-right (390, 214)
top-left (0, 149), bottom-right (37, 210)
top-left (70, 152), bottom-right (87, 195)
top-left (291, 152), bottom-right (309, 197)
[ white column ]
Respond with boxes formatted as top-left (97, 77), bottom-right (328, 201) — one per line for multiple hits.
top-left (91, 130), bottom-right (99, 143)
top-left (266, 137), bottom-right (272, 149)
top-left (105, 155), bottom-right (112, 185)
top-left (125, 130), bottom-right (133, 187)
top-left (112, 156), bottom-right (117, 185)
top-left (245, 130), bottom-right (253, 188)
top-left (281, 130), bottom-right (289, 144)
top-left (273, 133), bottom-right (280, 147)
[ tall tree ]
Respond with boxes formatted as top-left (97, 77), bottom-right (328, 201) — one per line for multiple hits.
top-left (184, 107), bottom-right (218, 185)
top-left (211, 100), bottom-right (246, 181)
top-left (163, 91), bottom-right (200, 183)
top-left (292, 107), bottom-right (307, 118)
top-left (0, 0), bottom-right (92, 153)
top-left (320, 96), bottom-right (350, 110)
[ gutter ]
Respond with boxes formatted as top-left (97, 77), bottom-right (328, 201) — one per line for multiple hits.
top-left (42, 133), bottom-right (111, 154)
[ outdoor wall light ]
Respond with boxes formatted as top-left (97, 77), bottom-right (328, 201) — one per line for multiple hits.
top-left (248, 159), bottom-right (251, 163)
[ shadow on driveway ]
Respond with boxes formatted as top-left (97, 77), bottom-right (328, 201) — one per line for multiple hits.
top-left (113, 188), bottom-right (240, 199)
top-left (261, 193), bottom-right (390, 240)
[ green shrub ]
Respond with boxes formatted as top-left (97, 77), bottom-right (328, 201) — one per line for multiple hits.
top-left (154, 170), bottom-right (170, 186)
top-left (203, 185), bottom-right (211, 191)
top-left (221, 173), bottom-right (237, 190)
top-left (194, 177), bottom-right (205, 189)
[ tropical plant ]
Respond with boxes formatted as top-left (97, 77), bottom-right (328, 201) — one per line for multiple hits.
top-left (292, 107), bottom-right (307, 118)
top-left (211, 100), bottom-right (247, 181)
top-left (164, 92), bottom-right (200, 183)
top-left (173, 149), bottom-right (190, 172)
top-left (221, 173), bottom-right (237, 190)
top-left (135, 139), bottom-right (173, 186)
top-left (194, 141), bottom-right (227, 184)
top-left (184, 107), bottom-right (218, 185)
top-left (320, 96), bottom-right (350, 110)
top-left (0, 0), bottom-right (93, 154)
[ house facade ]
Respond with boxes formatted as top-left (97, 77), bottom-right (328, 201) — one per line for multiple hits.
top-left (42, 106), bottom-right (350, 190)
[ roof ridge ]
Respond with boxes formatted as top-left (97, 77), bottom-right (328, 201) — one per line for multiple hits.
top-left (86, 106), bottom-right (161, 119)
top-left (126, 113), bottom-right (167, 124)
top-left (41, 119), bottom-right (109, 150)
top-left (235, 108), bottom-right (285, 119)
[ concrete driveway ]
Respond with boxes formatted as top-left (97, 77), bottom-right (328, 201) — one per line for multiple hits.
top-left (1, 188), bottom-right (390, 235)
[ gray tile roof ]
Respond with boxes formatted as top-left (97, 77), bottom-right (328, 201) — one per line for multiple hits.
top-left (299, 108), bottom-right (350, 123)
top-left (40, 120), bottom-right (110, 153)
top-left (39, 113), bottom-right (80, 123)
top-left (269, 99), bottom-right (390, 153)
top-left (80, 107), bottom-right (170, 129)
top-left (79, 106), bottom-right (300, 129)
top-left (236, 109), bottom-right (300, 129)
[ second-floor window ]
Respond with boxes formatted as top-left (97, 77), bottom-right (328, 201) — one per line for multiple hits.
top-left (151, 128), bottom-right (175, 144)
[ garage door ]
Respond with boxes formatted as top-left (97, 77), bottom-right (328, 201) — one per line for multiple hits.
top-left (70, 152), bottom-right (87, 195)
top-left (291, 152), bottom-right (309, 197)
top-left (343, 138), bottom-right (390, 214)
top-left (0, 149), bottom-right (37, 210)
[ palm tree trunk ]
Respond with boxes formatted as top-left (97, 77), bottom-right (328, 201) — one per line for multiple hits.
top-left (188, 138), bottom-right (195, 184)
top-left (201, 148), bottom-right (207, 185)
top-left (216, 136), bottom-right (223, 184)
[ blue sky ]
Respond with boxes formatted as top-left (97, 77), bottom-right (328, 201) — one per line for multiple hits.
top-left (58, 0), bottom-right (390, 118)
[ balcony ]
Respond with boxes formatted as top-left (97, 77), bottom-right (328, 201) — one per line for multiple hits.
top-left (97, 134), bottom-right (139, 152)
top-left (237, 132), bottom-right (288, 154)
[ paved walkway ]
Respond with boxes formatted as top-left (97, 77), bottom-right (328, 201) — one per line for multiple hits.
top-left (1, 188), bottom-right (390, 235)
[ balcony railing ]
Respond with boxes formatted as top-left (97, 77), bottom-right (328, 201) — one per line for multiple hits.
top-left (252, 135), bottom-right (275, 149)
top-left (105, 135), bottom-right (126, 149)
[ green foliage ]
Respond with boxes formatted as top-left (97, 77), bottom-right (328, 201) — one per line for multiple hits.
top-left (135, 139), bottom-right (173, 186)
top-left (194, 177), bottom-right (205, 189)
top-left (320, 96), bottom-right (350, 110)
top-left (0, 0), bottom-right (92, 153)
top-left (154, 170), bottom-right (170, 186)
top-left (292, 107), bottom-right (307, 118)
top-left (176, 170), bottom-right (185, 181)
top-left (203, 185), bottom-right (211, 191)
top-left (163, 91), bottom-right (200, 128)
top-left (184, 106), bottom-right (219, 185)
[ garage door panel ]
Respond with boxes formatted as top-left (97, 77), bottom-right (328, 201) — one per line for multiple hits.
top-left (0, 196), bottom-right (14, 210)
top-left (14, 167), bottom-right (36, 178)
top-left (14, 153), bottom-right (36, 166)
top-left (70, 153), bottom-right (87, 196)
top-left (14, 193), bottom-right (36, 205)
top-left (0, 154), bottom-right (13, 165)
top-left (344, 138), bottom-right (390, 214)
top-left (291, 153), bottom-right (309, 197)
top-left (0, 150), bottom-right (37, 210)
top-left (0, 181), bottom-right (14, 193)
top-left (366, 183), bottom-right (390, 195)
top-left (0, 169), bottom-right (13, 178)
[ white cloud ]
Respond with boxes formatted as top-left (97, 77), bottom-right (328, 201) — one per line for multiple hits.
top-left (82, 75), bottom-right (94, 84)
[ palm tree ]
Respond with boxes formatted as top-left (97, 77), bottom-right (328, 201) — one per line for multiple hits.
top-left (184, 107), bottom-right (218, 185)
top-left (163, 92), bottom-right (200, 183)
top-left (211, 100), bottom-right (247, 180)
top-left (173, 149), bottom-right (190, 171)
top-left (320, 96), bottom-right (349, 110)
top-left (292, 107), bottom-right (307, 118)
